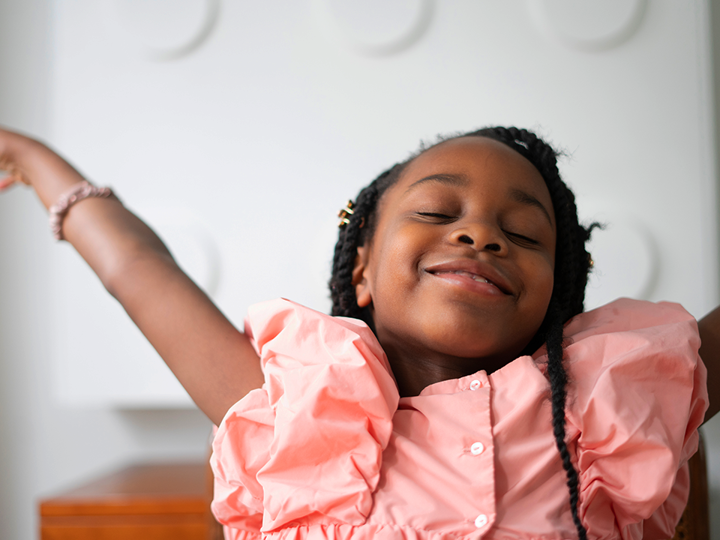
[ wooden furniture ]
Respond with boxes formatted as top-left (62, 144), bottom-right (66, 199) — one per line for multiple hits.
top-left (39, 462), bottom-right (222, 540)
top-left (672, 433), bottom-right (709, 540)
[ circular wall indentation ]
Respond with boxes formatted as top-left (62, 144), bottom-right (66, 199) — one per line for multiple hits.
top-left (312, 0), bottom-right (433, 56)
top-left (527, 0), bottom-right (646, 52)
top-left (583, 215), bottom-right (659, 310)
top-left (109, 0), bottom-right (219, 60)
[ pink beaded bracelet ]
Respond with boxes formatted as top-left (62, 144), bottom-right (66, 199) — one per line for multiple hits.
top-left (48, 181), bottom-right (115, 241)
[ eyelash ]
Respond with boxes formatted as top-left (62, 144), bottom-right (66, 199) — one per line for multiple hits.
top-left (505, 231), bottom-right (539, 245)
top-left (417, 212), bottom-right (453, 220)
top-left (416, 213), bottom-right (540, 245)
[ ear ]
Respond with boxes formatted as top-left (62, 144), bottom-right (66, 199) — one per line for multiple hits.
top-left (352, 245), bottom-right (373, 308)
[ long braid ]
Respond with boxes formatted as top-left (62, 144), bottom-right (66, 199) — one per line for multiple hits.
top-left (471, 127), bottom-right (592, 538)
top-left (472, 127), bottom-right (592, 538)
top-left (330, 163), bottom-right (407, 327)
top-left (329, 126), bottom-right (595, 538)
top-left (330, 182), bottom-right (378, 320)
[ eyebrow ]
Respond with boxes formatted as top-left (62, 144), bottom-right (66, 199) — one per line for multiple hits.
top-left (406, 173), bottom-right (555, 229)
top-left (405, 173), bottom-right (469, 192)
top-left (508, 188), bottom-right (555, 229)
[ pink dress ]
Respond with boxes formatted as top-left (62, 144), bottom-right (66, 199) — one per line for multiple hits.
top-left (211, 298), bottom-right (707, 540)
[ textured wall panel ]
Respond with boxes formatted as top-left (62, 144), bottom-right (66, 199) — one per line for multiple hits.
top-left (50, 1), bottom-right (717, 406)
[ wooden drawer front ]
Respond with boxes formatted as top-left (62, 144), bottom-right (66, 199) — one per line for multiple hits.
top-left (41, 514), bottom-right (206, 540)
top-left (39, 463), bottom-right (216, 540)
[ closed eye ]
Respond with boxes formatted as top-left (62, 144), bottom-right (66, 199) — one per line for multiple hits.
top-left (505, 231), bottom-right (539, 245)
top-left (417, 212), bottom-right (455, 221)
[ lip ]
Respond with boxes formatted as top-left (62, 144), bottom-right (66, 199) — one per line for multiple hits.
top-left (424, 259), bottom-right (514, 296)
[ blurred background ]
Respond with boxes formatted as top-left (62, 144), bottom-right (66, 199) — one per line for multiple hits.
top-left (1, 0), bottom-right (719, 537)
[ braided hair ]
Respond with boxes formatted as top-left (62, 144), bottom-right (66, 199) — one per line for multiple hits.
top-left (330, 127), bottom-right (594, 538)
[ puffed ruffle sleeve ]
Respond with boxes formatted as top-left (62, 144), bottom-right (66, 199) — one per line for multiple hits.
top-left (211, 299), bottom-right (400, 536)
top-left (561, 299), bottom-right (708, 539)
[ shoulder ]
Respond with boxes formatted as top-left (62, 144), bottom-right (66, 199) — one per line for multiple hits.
top-left (213, 299), bottom-right (400, 532)
top-left (245, 298), bottom-right (376, 346)
top-left (559, 298), bottom-right (700, 372)
top-left (244, 298), bottom-right (392, 373)
top-left (564, 298), bottom-right (697, 341)
top-left (557, 298), bottom-right (703, 408)
top-left (558, 299), bottom-right (708, 531)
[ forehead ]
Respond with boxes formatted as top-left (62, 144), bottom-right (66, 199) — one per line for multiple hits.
top-left (381, 136), bottom-right (554, 221)
top-left (404, 137), bottom-right (546, 192)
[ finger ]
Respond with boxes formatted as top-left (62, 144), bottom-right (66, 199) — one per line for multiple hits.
top-left (0, 174), bottom-right (20, 191)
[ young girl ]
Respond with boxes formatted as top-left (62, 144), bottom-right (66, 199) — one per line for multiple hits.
top-left (0, 126), bottom-right (714, 539)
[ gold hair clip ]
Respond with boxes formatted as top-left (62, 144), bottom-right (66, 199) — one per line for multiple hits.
top-left (338, 200), bottom-right (355, 228)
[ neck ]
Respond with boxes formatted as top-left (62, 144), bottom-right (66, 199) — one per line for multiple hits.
top-left (381, 341), bottom-right (511, 397)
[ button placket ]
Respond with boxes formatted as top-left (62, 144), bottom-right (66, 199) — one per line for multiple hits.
top-left (464, 374), bottom-right (494, 534)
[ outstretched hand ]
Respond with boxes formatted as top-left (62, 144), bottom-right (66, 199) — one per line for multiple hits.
top-left (0, 128), bottom-right (35, 191)
top-left (0, 128), bottom-right (101, 210)
top-left (0, 126), bottom-right (264, 424)
top-left (0, 170), bottom-right (27, 190)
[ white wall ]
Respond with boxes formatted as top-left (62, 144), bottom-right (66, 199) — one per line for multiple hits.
top-left (46, 0), bottom-right (720, 407)
top-left (2, 1), bottom-right (720, 538)
top-left (0, 6), bottom-right (212, 540)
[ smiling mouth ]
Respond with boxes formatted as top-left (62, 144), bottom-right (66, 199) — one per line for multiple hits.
top-left (436, 270), bottom-right (490, 283)
top-left (428, 269), bottom-right (511, 295)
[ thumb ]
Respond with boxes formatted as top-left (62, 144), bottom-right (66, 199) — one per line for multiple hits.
top-left (0, 170), bottom-right (28, 191)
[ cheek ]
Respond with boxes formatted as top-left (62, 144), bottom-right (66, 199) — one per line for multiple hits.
top-left (528, 256), bottom-right (555, 313)
top-left (373, 229), bottom-right (423, 286)
top-left (540, 274), bottom-right (554, 312)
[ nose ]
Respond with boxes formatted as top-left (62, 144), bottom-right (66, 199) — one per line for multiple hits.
top-left (449, 222), bottom-right (508, 255)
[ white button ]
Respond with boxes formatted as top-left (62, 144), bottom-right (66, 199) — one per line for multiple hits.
top-left (470, 380), bottom-right (481, 390)
top-left (475, 514), bottom-right (488, 528)
top-left (471, 442), bottom-right (484, 455)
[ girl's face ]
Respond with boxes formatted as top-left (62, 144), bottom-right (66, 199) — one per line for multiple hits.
top-left (353, 137), bottom-right (556, 376)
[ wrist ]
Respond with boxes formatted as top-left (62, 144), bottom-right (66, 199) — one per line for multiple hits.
top-left (49, 181), bottom-right (116, 241)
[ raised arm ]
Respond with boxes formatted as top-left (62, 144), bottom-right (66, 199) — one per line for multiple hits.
top-left (0, 128), bottom-right (263, 425)
top-left (698, 307), bottom-right (720, 422)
